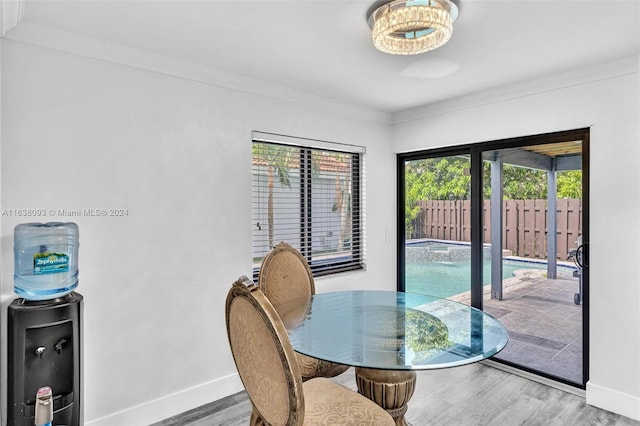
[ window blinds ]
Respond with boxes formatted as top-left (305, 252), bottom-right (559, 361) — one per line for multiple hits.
top-left (252, 131), bottom-right (365, 277)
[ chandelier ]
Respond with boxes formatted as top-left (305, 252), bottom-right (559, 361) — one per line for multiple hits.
top-left (368, 0), bottom-right (459, 55)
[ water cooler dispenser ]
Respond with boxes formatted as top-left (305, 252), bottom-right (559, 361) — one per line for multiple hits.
top-left (7, 222), bottom-right (83, 426)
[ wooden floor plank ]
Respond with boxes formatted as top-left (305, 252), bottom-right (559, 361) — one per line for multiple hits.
top-left (154, 363), bottom-right (639, 425)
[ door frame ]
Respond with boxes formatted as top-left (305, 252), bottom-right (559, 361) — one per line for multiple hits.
top-left (397, 127), bottom-right (590, 388)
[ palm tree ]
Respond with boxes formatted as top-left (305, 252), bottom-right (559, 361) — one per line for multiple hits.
top-left (332, 170), bottom-right (352, 251)
top-left (253, 143), bottom-right (295, 248)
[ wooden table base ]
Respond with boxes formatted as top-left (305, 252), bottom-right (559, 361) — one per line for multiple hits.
top-left (355, 368), bottom-right (417, 426)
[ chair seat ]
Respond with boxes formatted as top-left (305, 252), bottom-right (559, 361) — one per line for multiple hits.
top-left (297, 353), bottom-right (350, 381)
top-left (303, 378), bottom-right (395, 425)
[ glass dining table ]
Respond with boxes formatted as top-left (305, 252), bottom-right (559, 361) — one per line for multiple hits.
top-left (275, 290), bottom-right (509, 426)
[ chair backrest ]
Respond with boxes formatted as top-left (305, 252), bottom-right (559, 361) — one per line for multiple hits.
top-left (258, 242), bottom-right (315, 308)
top-left (225, 276), bottom-right (304, 425)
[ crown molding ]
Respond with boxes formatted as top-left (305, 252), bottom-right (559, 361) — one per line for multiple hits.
top-left (1, 0), bottom-right (24, 36)
top-left (4, 20), bottom-right (392, 125)
top-left (393, 55), bottom-right (640, 124)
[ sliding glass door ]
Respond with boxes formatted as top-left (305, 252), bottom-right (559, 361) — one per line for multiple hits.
top-left (403, 154), bottom-right (473, 303)
top-left (398, 129), bottom-right (589, 387)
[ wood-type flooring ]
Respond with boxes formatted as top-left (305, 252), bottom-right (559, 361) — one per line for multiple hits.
top-left (154, 363), bottom-right (639, 426)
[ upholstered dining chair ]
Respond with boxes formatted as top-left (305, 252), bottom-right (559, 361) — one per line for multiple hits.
top-left (258, 242), bottom-right (350, 381)
top-left (225, 276), bottom-right (394, 426)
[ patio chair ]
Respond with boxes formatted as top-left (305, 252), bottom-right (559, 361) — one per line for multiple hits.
top-left (258, 242), bottom-right (350, 381)
top-left (225, 276), bottom-right (394, 426)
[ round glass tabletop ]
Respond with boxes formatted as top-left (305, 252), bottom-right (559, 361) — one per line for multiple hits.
top-left (276, 290), bottom-right (509, 370)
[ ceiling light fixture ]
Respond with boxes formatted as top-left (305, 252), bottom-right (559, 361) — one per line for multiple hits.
top-left (367, 0), bottom-right (459, 55)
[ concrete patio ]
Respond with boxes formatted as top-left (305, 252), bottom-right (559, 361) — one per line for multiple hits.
top-left (450, 269), bottom-right (583, 385)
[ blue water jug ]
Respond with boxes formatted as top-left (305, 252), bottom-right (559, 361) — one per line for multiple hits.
top-left (14, 222), bottom-right (79, 301)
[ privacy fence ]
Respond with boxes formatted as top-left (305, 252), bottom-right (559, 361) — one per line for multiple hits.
top-left (411, 199), bottom-right (582, 260)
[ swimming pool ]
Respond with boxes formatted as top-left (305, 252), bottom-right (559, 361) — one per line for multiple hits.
top-left (405, 240), bottom-right (577, 298)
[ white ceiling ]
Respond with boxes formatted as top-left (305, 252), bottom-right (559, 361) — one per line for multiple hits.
top-left (12, 0), bottom-right (640, 113)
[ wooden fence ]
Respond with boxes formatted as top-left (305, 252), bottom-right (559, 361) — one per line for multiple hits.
top-left (412, 199), bottom-right (582, 259)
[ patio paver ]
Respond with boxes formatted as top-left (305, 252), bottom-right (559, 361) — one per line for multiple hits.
top-left (450, 269), bottom-right (583, 385)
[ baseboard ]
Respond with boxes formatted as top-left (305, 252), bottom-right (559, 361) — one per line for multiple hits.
top-left (85, 373), bottom-right (244, 426)
top-left (586, 381), bottom-right (640, 422)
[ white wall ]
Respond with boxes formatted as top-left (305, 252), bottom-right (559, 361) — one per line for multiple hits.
top-left (392, 57), bottom-right (640, 421)
top-left (0, 40), bottom-right (396, 425)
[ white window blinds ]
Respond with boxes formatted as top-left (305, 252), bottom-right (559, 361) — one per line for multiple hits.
top-left (252, 131), bottom-right (365, 277)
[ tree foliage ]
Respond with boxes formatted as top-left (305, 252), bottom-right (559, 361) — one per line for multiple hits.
top-left (405, 158), bottom-right (471, 234)
top-left (253, 143), bottom-right (296, 248)
top-left (405, 157), bottom-right (582, 232)
top-left (557, 171), bottom-right (583, 198)
top-left (500, 167), bottom-right (547, 199)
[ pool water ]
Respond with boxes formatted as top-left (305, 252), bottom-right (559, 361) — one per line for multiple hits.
top-left (405, 259), bottom-right (573, 299)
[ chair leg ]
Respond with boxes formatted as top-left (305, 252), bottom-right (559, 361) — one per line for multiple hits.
top-left (250, 407), bottom-right (265, 426)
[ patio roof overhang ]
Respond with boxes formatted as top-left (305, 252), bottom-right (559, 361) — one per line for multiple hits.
top-left (482, 141), bottom-right (582, 172)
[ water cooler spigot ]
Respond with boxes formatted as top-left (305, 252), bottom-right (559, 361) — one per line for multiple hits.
top-left (35, 386), bottom-right (53, 426)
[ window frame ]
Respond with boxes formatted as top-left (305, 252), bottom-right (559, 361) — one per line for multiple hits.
top-left (252, 131), bottom-right (365, 279)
